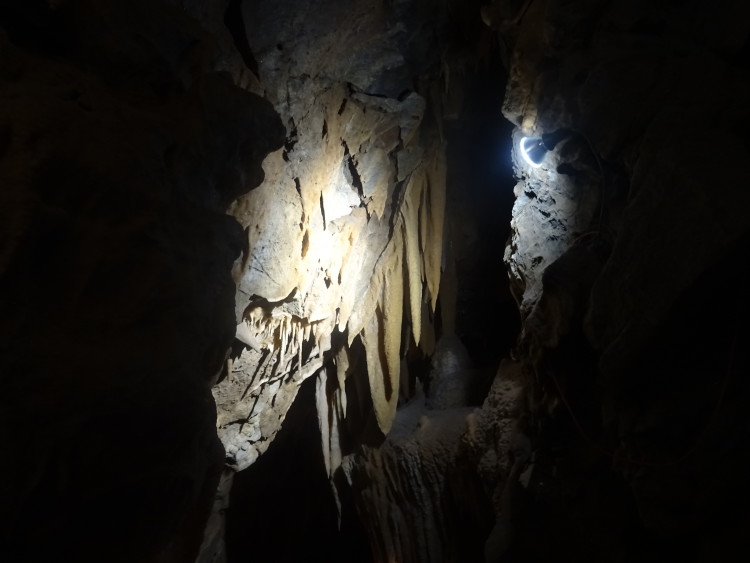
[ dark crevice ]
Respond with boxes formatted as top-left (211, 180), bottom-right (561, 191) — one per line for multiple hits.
top-left (319, 193), bottom-right (326, 230)
top-left (301, 230), bottom-right (309, 258)
top-left (341, 140), bottom-right (364, 198)
top-left (226, 376), bottom-right (372, 563)
top-left (223, 0), bottom-right (259, 76)
top-left (387, 179), bottom-right (406, 237)
top-left (283, 121), bottom-right (298, 161)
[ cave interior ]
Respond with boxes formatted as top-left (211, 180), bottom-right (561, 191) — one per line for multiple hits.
top-left (2, 1), bottom-right (750, 562)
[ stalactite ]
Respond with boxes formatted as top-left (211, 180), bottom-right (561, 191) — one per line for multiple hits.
top-left (335, 346), bottom-right (349, 416)
top-left (382, 250), bottom-right (404, 430)
top-left (217, 53), bottom-right (448, 476)
top-left (304, 322), bottom-right (312, 343)
top-left (402, 170), bottom-right (425, 346)
top-left (224, 151), bottom-right (446, 459)
top-left (279, 316), bottom-right (288, 368)
top-left (423, 147), bottom-right (447, 312)
top-left (298, 320), bottom-right (303, 372)
top-left (316, 367), bottom-right (333, 477)
top-left (347, 260), bottom-right (386, 347)
top-left (363, 307), bottom-right (393, 434)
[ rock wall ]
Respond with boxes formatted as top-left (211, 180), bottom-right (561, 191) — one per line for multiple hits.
top-left (343, 361), bottom-right (524, 563)
top-left (5, 0), bottom-right (749, 561)
top-left (215, 0), bottom-right (449, 472)
top-left (496, 0), bottom-right (750, 559)
top-left (1, 0), bottom-right (461, 560)
top-left (328, 0), bottom-right (750, 561)
top-left (0, 1), bottom-right (282, 561)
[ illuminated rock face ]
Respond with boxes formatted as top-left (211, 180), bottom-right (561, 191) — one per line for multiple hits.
top-left (0, 1), bottom-right (461, 560)
top-left (215, 0), bottom-right (448, 471)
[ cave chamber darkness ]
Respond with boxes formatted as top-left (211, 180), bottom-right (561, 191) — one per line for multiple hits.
top-left (3, 1), bottom-right (750, 563)
top-left (443, 50), bottom-right (519, 389)
top-left (225, 375), bottom-right (373, 563)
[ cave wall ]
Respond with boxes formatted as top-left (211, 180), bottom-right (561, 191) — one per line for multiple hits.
top-left (0, 1), bottom-right (282, 561)
top-left (1, 1), bottom-right (459, 561)
top-left (4, 0), bottom-right (750, 562)
top-left (214, 0), bottom-right (451, 474)
top-left (333, 0), bottom-right (750, 561)
top-left (203, 2), bottom-right (461, 558)
top-left (496, 0), bottom-right (750, 559)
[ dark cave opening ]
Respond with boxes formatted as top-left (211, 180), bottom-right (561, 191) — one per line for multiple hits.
top-left (226, 375), bottom-right (373, 563)
top-left (443, 45), bottom-right (520, 399)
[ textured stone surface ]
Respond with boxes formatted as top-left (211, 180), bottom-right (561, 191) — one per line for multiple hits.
top-left (505, 131), bottom-right (601, 315)
top-left (498, 0), bottom-right (750, 558)
top-left (0, 1), bottom-right (282, 561)
top-left (342, 361), bottom-right (524, 563)
top-left (5, 1), bottom-right (749, 561)
top-left (215, 0), bottom-right (448, 471)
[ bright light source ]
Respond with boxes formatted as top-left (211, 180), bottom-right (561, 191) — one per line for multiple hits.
top-left (519, 136), bottom-right (546, 168)
top-left (519, 130), bottom-right (573, 168)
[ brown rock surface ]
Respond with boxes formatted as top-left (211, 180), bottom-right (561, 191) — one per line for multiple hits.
top-left (216, 0), bottom-right (449, 471)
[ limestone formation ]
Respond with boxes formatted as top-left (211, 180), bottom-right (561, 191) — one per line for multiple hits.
top-left (342, 360), bottom-right (524, 563)
top-left (4, 1), bottom-right (750, 562)
top-left (215, 0), bottom-right (448, 470)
